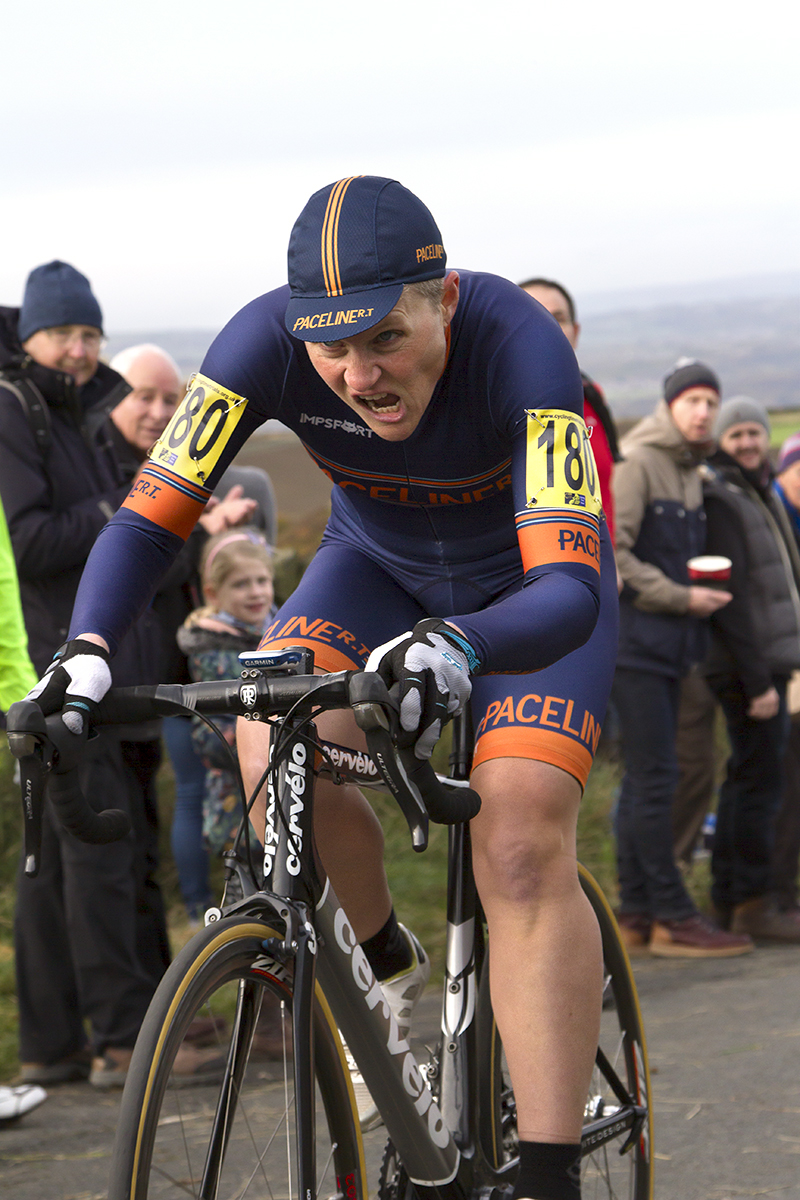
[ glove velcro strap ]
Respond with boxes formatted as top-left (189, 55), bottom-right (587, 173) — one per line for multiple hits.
top-left (427, 621), bottom-right (481, 674)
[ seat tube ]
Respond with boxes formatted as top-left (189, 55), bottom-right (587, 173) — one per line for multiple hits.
top-left (439, 821), bottom-right (479, 1148)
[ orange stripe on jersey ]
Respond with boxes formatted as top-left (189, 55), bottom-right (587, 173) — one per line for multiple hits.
top-left (257, 637), bottom-right (363, 674)
top-left (516, 513), bottom-right (601, 576)
top-left (122, 465), bottom-right (209, 540)
top-left (472, 725), bottom-right (594, 789)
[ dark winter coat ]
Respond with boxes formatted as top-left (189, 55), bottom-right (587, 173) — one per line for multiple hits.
top-left (703, 451), bottom-right (800, 696)
top-left (0, 306), bottom-right (160, 685)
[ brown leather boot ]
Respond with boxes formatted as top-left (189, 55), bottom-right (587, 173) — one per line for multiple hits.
top-left (731, 896), bottom-right (800, 942)
top-left (616, 912), bottom-right (653, 957)
top-left (650, 913), bottom-right (753, 958)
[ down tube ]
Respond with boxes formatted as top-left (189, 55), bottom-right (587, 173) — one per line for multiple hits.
top-left (314, 882), bottom-right (462, 1190)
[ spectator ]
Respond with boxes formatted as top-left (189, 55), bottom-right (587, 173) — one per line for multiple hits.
top-left (702, 400), bottom-right (800, 941)
top-left (612, 359), bottom-right (752, 956)
top-left (519, 277), bottom-right (621, 542)
top-left (772, 432), bottom-right (800, 918)
top-left (0, 494), bottom-right (46, 1126)
top-left (0, 264), bottom-right (203, 1089)
top-left (177, 529), bottom-right (276, 854)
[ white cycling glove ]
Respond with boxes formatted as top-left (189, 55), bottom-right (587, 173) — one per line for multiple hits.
top-left (26, 638), bottom-right (112, 736)
top-left (366, 618), bottom-right (480, 759)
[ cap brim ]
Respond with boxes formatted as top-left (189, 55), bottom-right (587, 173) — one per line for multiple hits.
top-left (285, 284), bottom-right (404, 342)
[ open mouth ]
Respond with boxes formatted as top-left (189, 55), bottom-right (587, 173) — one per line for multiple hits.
top-left (356, 393), bottom-right (401, 415)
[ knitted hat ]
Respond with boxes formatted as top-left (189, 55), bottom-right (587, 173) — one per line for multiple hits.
top-left (777, 431), bottom-right (800, 474)
top-left (663, 358), bottom-right (720, 405)
top-left (18, 261), bottom-right (103, 342)
top-left (713, 395), bottom-right (770, 441)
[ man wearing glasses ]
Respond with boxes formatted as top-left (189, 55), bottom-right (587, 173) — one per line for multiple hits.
top-left (0, 263), bottom-right (187, 1091)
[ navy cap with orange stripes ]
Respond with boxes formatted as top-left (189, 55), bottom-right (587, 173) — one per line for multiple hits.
top-left (285, 176), bottom-right (446, 342)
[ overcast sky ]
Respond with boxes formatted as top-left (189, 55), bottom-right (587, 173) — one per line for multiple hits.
top-left (3, 0), bottom-right (798, 333)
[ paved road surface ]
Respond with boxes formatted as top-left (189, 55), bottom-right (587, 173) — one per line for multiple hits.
top-left (1, 943), bottom-right (798, 1199)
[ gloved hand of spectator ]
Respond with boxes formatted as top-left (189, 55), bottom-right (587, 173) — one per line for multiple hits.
top-left (366, 618), bottom-right (480, 759)
top-left (26, 638), bottom-right (112, 736)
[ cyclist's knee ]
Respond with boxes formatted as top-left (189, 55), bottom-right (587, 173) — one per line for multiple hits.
top-left (470, 757), bottom-right (581, 908)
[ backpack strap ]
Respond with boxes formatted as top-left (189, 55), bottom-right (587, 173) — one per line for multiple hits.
top-left (0, 373), bottom-right (52, 453)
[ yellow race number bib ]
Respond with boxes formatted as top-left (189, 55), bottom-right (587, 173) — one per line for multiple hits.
top-left (151, 374), bottom-right (249, 487)
top-left (525, 409), bottom-right (602, 516)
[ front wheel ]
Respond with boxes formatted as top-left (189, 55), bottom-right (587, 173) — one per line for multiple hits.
top-left (109, 915), bottom-right (367, 1200)
top-left (475, 865), bottom-right (653, 1200)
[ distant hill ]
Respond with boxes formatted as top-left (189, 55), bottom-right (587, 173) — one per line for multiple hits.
top-left (105, 272), bottom-right (799, 420)
top-left (579, 293), bottom-right (799, 416)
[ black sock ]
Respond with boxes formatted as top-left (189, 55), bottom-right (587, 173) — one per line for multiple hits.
top-left (361, 910), bottom-right (412, 981)
top-left (511, 1140), bottom-right (582, 1200)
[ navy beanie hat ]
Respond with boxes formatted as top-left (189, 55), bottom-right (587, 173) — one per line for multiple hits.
top-left (18, 261), bottom-right (103, 343)
top-left (663, 358), bottom-right (720, 406)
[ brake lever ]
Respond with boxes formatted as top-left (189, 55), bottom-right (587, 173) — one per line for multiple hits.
top-left (7, 701), bottom-right (53, 877)
top-left (6, 699), bottom-right (132, 873)
top-left (348, 673), bottom-right (430, 852)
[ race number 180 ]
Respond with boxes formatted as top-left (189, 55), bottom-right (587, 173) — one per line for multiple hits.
top-left (525, 408), bottom-right (602, 515)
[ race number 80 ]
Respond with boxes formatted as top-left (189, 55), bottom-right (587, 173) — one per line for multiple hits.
top-left (525, 408), bottom-right (603, 516)
top-left (151, 373), bottom-right (248, 486)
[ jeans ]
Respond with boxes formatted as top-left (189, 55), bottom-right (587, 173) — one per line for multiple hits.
top-left (707, 674), bottom-right (789, 910)
top-left (614, 668), bottom-right (697, 921)
top-left (162, 716), bottom-right (211, 919)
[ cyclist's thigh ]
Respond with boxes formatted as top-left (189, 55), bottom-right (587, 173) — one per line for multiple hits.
top-left (471, 531), bottom-right (618, 792)
top-left (259, 541), bottom-right (427, 671)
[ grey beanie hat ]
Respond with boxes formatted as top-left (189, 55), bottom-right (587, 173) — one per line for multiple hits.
top-left (713, 395), bottom-right (770, 441)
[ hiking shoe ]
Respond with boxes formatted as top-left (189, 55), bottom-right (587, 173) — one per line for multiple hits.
top-left (19, 1048), bottom-right (91, 1085)
top-left (90, 1042), bottom-right (228, 1090)
top-left (89, 1047), bottom-right (134, 1090)
top-left (0, 1084), bottom-right (47, 1125)
top-left (345, 924), bottom-right (430, 1131)
top-left (650, 913), bottom-right (753, 958)
top-left (616, 912), bottom-right (652, 957)
top-left (167, 1042), bottom-right (228, 1088)
top-left (731, 896), bottom-right (800, 943)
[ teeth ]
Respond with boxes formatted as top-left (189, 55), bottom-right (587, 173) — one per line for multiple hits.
top-left (359, 393), bottom-right (399, 413)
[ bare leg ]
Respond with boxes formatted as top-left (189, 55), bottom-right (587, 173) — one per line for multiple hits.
top-left (470, 757), bottom-right (602, 1143)
top-left (236, 707), bottom-right (392, 941)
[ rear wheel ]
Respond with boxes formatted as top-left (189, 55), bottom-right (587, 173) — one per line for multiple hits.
top-left (109, 915), bottom-right (367, 1200)
top-left (476, 866), bottom-right (653, 1200)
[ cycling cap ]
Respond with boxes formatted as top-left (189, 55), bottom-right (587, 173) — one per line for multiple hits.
top-left (285, 176), bottom-right (446, 342)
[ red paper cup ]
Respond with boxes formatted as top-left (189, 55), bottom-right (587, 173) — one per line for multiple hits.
top-left (687, 555), bottom-right (732, 589)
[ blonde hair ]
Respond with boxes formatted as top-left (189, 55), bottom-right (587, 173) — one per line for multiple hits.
top-left (200, 528), bottom-right (273, 598)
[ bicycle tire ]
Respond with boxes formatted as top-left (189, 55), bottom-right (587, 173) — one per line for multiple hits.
top-left (109, 915), bottom-right (368, 1200)
top-left (475, 865), bottom-right (653, 1200)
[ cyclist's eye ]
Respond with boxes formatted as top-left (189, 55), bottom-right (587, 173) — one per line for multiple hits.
top-left (375, 329), bottom-right (400, 345)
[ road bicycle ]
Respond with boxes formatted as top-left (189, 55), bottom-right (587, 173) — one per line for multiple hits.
top-left (7, 646), bottom-right (652, 1200)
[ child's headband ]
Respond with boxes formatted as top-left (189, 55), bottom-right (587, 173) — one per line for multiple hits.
top-left (204, 530), bottom-right (272, 574)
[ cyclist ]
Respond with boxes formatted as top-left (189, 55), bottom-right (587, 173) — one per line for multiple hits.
top-left (30, 176), bottom-right (618, 1200)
